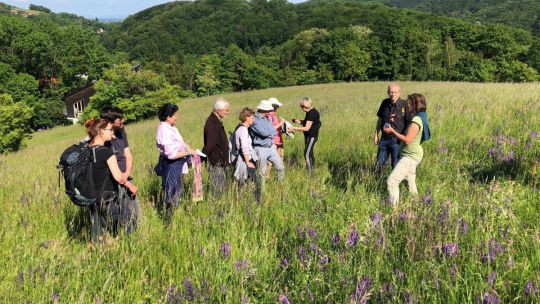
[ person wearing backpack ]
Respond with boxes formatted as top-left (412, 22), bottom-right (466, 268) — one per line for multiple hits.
top-left (383, 93), bottom-right (431, 206)
top-left (100, 106), bottom-right (139, 234)
top-left (84, 118), bottom-right (138, 243)
top-left (232, 107), bottom-right (258, 185)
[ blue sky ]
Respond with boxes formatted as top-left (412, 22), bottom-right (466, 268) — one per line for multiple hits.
top-left (2, 0), bottom-right (306, 19)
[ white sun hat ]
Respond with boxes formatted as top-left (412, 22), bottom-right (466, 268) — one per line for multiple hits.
top-left (257, 99), bottom-right (274, 111)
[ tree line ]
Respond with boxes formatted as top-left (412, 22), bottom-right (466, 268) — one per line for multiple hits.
top-left (1, 0), bottom-right (539, 152)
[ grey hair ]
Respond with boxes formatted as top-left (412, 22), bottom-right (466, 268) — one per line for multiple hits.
top-left (213, 98), bottom-right (230, 111)
top-left (300, 97), bottom-right (312, 108)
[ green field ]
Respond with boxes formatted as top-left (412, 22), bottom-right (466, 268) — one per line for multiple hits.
top-left (0, 82), bottom-right (539, 303)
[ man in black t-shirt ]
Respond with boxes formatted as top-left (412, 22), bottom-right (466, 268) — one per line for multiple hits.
top-left (373, 84), bottom-right (408, 172)
top-left (100, 106), bottom-right (139, 233)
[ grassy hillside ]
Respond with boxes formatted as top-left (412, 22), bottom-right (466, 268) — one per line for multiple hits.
top-left (0, 82), bottom-right (539, 302)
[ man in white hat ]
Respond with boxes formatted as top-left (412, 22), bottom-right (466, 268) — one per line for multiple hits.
top-left (249, 99), bottom-right (285, 181)
top-left (266, 98), bottom-right (286, 175)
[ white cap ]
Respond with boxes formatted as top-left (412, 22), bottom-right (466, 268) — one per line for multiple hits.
top-left (268, 97), bottom-right (282, 107)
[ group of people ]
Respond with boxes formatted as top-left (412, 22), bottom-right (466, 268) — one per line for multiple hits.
top-left (155, 97), bottom-right (321, 213)
top-left (80, 83), bottom-right (429, 242)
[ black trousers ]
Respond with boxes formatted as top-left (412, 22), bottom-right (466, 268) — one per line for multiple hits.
top-left (304, 136), bottom-right (318, 172)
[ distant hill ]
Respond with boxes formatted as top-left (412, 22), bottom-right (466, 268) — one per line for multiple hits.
top-left (0, 2), bottom-right (115, 29)
top-left (103, 0), bottom-right (537, 60)
top-left (349, 0), bottom-right (540, 34)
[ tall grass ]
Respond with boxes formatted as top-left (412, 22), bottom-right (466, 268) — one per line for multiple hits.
top-left (0, 82), bottom-right (538, 303)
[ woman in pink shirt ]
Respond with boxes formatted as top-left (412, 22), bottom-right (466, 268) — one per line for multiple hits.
top-left (155, 103), bottom-right (195, 218)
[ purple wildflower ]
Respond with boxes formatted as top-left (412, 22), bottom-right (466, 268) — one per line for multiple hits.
top-left (434, 243), bottom-right (459, 258)
top-left (393, 268), bottom-right (405, 280)
top-left (309, 241), bottom-right (319, 252)
top-left (166, 285), bottom-right (182, 304)
top-left (296, 226), bottom-right (306, 239)
top-left (235, 259), bottom-right (248, 272)
top-left (242, 293), bottom-right (249, 304)
top-left (476, 290), bottom-right (500, 304)
top-left (399, 212), bottom-right (407, 221)
top-left (370, 212), bottom-right (382, 225)
top-left (489, 148), bottom-right (497, 158)
top-left (280, 258), bottom-right (289, 268)
top-left (421, 190), bottom-right (433, 205)
top-left (350, 276), bottom-right (372, 303)
top-left (486, 271), bottom-right (496, 288)
top-left (525, 141), bottom-right (532, 149)
top-left (488, 238), bottom-right (502, 262)
top-left (219, 242), bottom-right (231, 259)
top-left (525, 280), bottom-right (538, 297)
top-left (531, 131), bottom-right (538, 139)
top-left (307, 283), bottom-right (314, 302)
top-left (53, 292), bottom-right (59, 304)
top-left (404, 291), bottom-right (415, 304)
top-left (459, 218), bottom-right (469, 234)
top-left (318, 255), bottom-right (329, 268)
top-left (348, 227), bottom-right (359, 247)
top-left (298, 246), bottom-right (307, 263)
top-left (502, 150), bottom-right (515, 162)
top-left (307, 227), bottom-right (317, 239)
top-left (94, 295), bottom-right (101, 304)
top-left (509, 137), bottom-right (517, 145)
top-left (380, 282), bottom-right (395, 296)
top-left (279, 294), bottom-right (290, 304)
top-left (183, 278), bottom-right (195, 302)
top-left (331, 233), bottom-right (340, 247)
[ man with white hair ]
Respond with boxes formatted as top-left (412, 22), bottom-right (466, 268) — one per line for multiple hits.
top-left (202, 98), bottom-right (230, 199)
top-left (249, 99), bottom-right (285, 180)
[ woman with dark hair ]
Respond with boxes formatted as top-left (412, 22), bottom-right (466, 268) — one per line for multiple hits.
top-left (383, 93), bottom-right (430, 206)
top-left (156, 103), bottom-right (195, 217)
top-left (84, 118), bottom-right (138, 242)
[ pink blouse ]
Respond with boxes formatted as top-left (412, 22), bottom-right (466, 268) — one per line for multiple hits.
top-left (156, 122), bottom-right (188, 174)
top-left (268, 112), bottom-right (283, 146)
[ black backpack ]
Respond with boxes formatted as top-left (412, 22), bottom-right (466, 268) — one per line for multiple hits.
top-left (58, 143), bottom-right (105, 207)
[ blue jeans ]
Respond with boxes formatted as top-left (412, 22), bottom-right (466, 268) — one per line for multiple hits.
top-left (376, 137), bottom-right (400, 172)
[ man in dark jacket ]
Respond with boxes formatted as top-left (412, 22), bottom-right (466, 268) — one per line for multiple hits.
top-left (373, 83), bottom-right (409, 173)
top-left (202, 98), bottom-right (230, 199)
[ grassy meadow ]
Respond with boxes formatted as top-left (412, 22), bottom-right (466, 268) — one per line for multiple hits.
top-left (0, 82), bottom-right (539, 303)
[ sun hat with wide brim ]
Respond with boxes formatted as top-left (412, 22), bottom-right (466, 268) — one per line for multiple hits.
top-left (257, 99), bottom-right (274, 111)
top-left (268, 97), bottom-right (282, 107)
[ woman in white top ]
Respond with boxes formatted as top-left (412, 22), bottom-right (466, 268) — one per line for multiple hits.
top-left (233, 107), bottom-right (257, 184)
top-left (155, 103), bottom-right (195, 217)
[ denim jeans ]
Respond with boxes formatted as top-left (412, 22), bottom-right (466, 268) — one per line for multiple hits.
top-left (254, 145), bottom-right (285, 180)
top-left (376, 137), bottom-right (400, 172)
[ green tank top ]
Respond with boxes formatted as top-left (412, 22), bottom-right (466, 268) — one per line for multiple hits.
top-left (401, 116), bottom-right (423, 162)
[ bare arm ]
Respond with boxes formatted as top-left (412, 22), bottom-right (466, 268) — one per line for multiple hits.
top-left (292, 120), bottom-right (313, 132)
top-left (373, 118), bottom-right (383, 145)
top-left (124, 147), bottom-right (133, 177)
top-left (385, 123), bottom-right (420, 145)
top-left (107, 156), bottom-right (137, 195)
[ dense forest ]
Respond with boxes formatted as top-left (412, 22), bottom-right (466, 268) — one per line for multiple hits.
top-left (351, 0), bottom-right (540, 34)
top-left (0, 0), bottom-right (539, 152)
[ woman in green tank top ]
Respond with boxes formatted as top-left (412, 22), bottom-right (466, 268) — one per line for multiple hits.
top-left (383, 93), bottom-right (427, 206)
